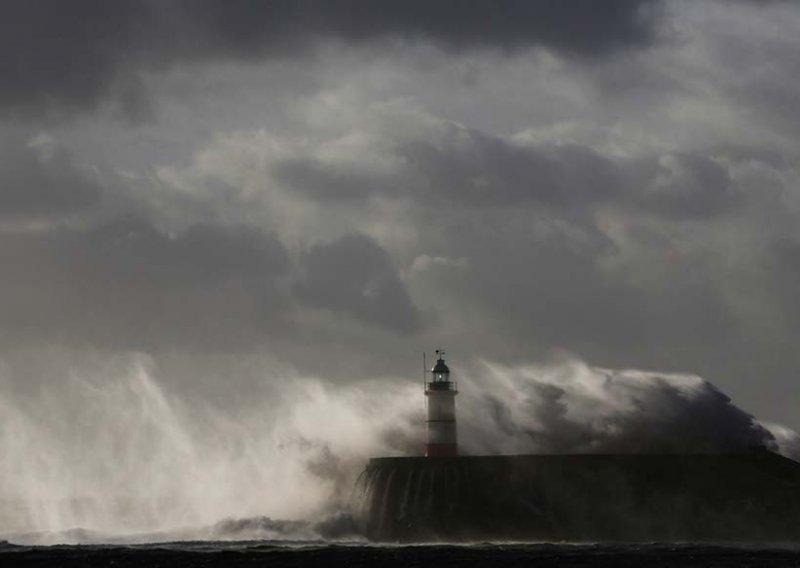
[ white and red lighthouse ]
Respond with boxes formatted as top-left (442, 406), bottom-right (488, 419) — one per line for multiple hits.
top-left (425, 350), bottom-right (458, 457)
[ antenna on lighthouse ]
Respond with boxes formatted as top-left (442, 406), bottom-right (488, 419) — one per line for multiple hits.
top-left (422, 351), bottom-right (427, 390)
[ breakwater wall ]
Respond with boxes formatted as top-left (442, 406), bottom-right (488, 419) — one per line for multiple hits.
top-left (360, 452), bottom-right (800, 542)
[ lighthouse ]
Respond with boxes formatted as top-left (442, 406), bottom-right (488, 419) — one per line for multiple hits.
top-left (425, 349), bottom-right (458, 457)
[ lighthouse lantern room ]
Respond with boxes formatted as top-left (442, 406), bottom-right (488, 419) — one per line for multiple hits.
top-left (425, 349), bottom-right (458, 457)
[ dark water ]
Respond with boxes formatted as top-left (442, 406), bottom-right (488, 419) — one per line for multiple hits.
top-left (3, 541), bottom-right (800, 567)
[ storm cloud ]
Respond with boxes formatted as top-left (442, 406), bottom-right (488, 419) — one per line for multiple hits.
top-left (0, 135), bottom-right (100, 218)
top-left (0, 218), bottom-right (291, 350)
top-left (297, 233), bottom-right (419, 333)
top-left (1, 0), bottom-right (800, 465)
top-left (0, 0), bottom-right (662, 118)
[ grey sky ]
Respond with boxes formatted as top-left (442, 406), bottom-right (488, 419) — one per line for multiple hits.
top-left (0, 0), bottom-right (658, 118)
top-left (3, 0), bottom-right (800, 433)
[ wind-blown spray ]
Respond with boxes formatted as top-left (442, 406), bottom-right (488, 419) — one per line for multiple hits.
top-left (456, 358), bottom-right (791, 457)
top-left (0, 353), bottom-right (796, 543)
top-left (0, 354), bottom-right (421, 540)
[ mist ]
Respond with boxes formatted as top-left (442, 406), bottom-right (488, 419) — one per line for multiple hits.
top-left (0, 353), bottom-right (419, 540)
top-left (1, 353), bottom-right (796, 544)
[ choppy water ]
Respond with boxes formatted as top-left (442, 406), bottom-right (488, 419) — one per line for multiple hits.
top-left (4, 514), bottom-right (800, 566)
top-left (3, 541), bottom-right (800, 567)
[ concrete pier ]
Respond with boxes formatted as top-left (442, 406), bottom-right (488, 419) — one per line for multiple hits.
top-left (361, 452), bottom-right (800, 542)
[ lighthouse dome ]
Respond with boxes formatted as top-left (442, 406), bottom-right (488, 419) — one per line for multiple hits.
top-left (432, 358), bottom-right (450, 374)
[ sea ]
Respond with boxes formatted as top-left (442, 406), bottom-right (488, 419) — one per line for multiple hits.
top-left (3, 540), bottom-right (800, 567)
top-left (2, 514), bottom-right (800, 567)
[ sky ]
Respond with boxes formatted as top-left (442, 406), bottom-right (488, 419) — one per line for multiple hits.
top-left (2, 0), bottom-right (800, 435)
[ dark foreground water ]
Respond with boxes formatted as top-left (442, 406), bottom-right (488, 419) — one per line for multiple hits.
top-left (3, 541), bottom-right (800, 567)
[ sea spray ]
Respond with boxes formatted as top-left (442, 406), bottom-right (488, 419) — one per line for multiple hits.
top-left (0, 352), bottom-right (798, 542)
top-left (456, 358), bottom-right (790, 456)
top-left (0, 354), bottom-right (421, 537)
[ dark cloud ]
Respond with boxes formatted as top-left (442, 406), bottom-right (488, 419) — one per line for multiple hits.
top-left (0, 0), bottom-right (662, 117)
top-left (272, 124), bottom-right (738, 220)
top-left (0, 218), bottom-right (424, 351)
top-left (709, 144), bottom-right (788, 169)
top-left (238, 0), bottom-right (662, 53)
top-left (0, 1), bottom-right (152, 118)
top-left (296, 233), bottom-right (419, 333)
top-left (399, 133), bottom-right (622, 208)
top-left (271, 157), bottom-right (389, 202)
top-left (0, 137), bottom-right (100, 218)
top-left (270, 126), bottom-right (625, 209)
top-left (763, 239), bottom-right (800, 336)
top-left (0, 218), bottom-right (290, 350)
top-left (628, 153), bottom-right (739, 219)
top-left (428, 213), bottom-right (650, 356)
top-left (410, 202), bottom-right (763, 397)
top-left (1, 0), bottom-right (799, 426)
top-left (699, 6), bottom-right (800, 142)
